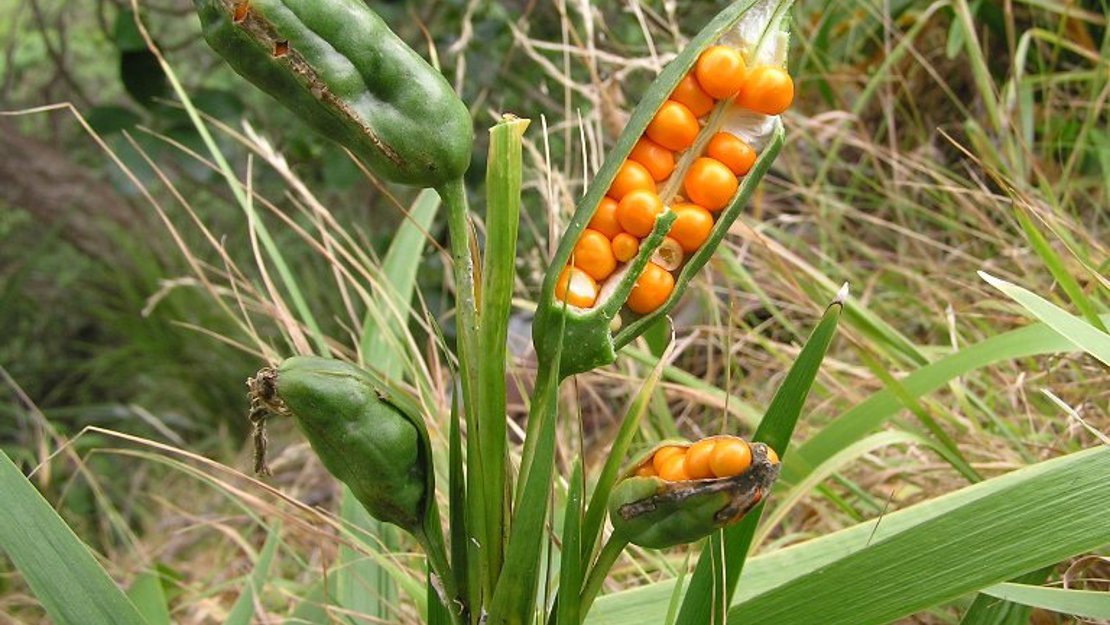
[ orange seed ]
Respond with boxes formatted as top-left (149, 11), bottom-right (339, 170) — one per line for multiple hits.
top-left (694, 45), bottom-right (747, 99)
top-left (735, 66), bottom-right (794, 115)
top-left (572, 229), bottom-right (617, 281)
top-left (658, 453), bottom-right (691, 482)
top-left (588, 197), bottom-right (624, 239)
top-left (609, 160), bottom-right (656, 201)
top-left (629, 137), bottom-right (676, 182)
top-left (709, 438), bottom-right (752, 478)
top-left (617, 190), bottom-right (664, 237)
top-left (652, 446), bottom-right (686, 474)
top-left (671, 73), bottom-right (715, 118)
top-left (706, 132), bottom-right (757, 176)
top-left (684, 438), bottom-right (717, 479)
top-left (646, 100), bottom-right (699, 151)
top-left (554, 266), bottom-right (598, 308)
top-left (684, 157), bottom-right (738, 211)
top-left (669, 203), bottom-right (714, 252)
top-left (626, 262), bottom-right (675, 315)
top-left (611, 232), bottom-right (640, 263)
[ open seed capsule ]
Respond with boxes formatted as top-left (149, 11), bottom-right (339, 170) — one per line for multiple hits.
top-left (609, 436), bottom-right (781, 549)
top-left (536, 0), bottom-right (793, 378)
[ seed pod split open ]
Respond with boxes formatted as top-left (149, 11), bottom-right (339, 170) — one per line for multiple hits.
top-left (534, 0), bottom-right (794, 378)
top-left (608, 436), bottom-right (780, 549)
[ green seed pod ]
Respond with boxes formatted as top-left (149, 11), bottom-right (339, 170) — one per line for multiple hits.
top-left (608, 437), bottom-right (780, 549)
top-left (248, 356), bottom-right (433, 533)
top-left (533, 0), bottom-right (793, 378)
top-left (193, 0), bottom-right (473, 188)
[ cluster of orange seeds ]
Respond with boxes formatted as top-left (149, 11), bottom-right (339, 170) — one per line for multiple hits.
top-left (556, 45), bottom-right (794, 314)
top-left (634, 436), bottom-right (779, 482)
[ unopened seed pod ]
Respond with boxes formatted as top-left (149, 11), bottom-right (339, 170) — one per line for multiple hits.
top-left (533, 0), bottom-right (793, 378)
top-left (248, 356), bottom-right (433, 534)
top-left (193, 0), bottom-right (473, 188)
top-left (608, 437), bottom-right (780, 549)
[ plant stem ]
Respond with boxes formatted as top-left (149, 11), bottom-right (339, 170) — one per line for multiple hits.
top-left (417, 518), bottom-right (466, 625)
top-left (438, 177), bottom-right (492, 603)
top-left (514, 360), bottom-right (557, 509)
top-left (579, 534), bottom-right (629, 619)
top-left (477, 116), bottom-right (529, 590)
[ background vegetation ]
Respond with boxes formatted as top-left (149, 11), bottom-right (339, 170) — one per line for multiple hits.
top-left (0, 0), bottom-right (1106, 623)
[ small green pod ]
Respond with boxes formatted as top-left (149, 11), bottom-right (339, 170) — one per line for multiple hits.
top-left (193, 0), bottom-right (473, 188)
top-left (608, 439), bottom-right (779, 549)
top-left (248, 356), bottom-right (433, 533)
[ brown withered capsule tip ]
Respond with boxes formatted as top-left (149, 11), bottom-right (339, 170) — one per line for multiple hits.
top-left (246, 367), bottom-right (285, 476)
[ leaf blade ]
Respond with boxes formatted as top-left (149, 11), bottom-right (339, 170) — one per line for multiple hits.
top-left (0, 451), bottom-right (149, 625)
top-left (674, 294), bottom-right (844, 625)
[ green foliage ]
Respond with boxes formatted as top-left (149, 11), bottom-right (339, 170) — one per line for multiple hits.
top-left (1, 0), bottom-right (1107, 623)
top-left (0, 451), bottom-right (147, 625)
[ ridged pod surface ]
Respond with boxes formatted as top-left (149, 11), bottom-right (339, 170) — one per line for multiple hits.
top-left (194, 0), bottom-right (473, 187)
top-left (249, 356), bottom-right (433, 533)
top-left (608, 438), bottom-right (780, 549)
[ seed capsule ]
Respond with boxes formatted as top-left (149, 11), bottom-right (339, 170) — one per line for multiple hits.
top-left (608, 437), bottom-right (781, 549)
top-left (248, 357), bottom-right (433, 533)
top-left (531, 0), bottom-right (792, 379)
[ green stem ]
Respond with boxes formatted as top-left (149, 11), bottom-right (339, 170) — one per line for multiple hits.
top-left (514, 360), bottom-right (558, 509)
top-left (438, 177), bottom-right (491, 603)
top-left (416, 517), bottom-right (466, 625)
top-left (579, 534), bottom-right (629, 619)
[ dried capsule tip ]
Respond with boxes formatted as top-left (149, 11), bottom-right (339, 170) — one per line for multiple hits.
top-left (246, 366), bottom-right (285, 476)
